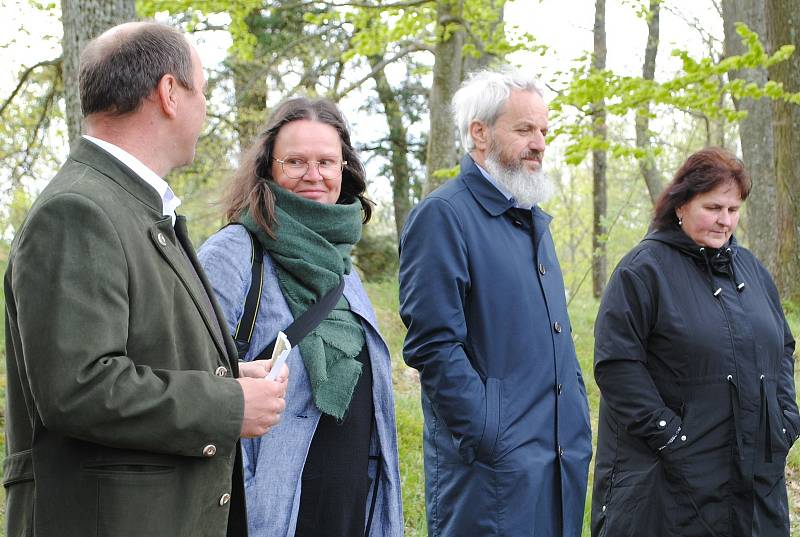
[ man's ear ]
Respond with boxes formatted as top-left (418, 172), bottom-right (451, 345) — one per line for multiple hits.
top-left (470, 120), bottom-right (489, 151)
top-left (155, 74), bottom-right (179, 119)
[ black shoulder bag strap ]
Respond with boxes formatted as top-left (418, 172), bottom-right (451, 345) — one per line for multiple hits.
top-left (232, 226), bottom-right (264, 358)
top-left (230, 225), bottom-right (345, 361)
top-left (255, 275), bottom-right (345, 361)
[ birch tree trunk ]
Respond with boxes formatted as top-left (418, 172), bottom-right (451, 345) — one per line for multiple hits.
top-left (722, 0), bottom-right (778, 276)
top-left (61, 0), bottom-right (136, 148)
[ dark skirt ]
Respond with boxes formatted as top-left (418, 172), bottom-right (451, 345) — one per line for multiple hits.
top-left (294, 345), bottom-right (374, 537)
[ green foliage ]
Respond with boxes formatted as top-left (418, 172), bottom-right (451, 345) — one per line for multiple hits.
top-left (551, 22), bottom-right (800, 167)
top-left (137, 0), bottom-right (263, 58)
top-left (353, 231), bottom-right (399, 282)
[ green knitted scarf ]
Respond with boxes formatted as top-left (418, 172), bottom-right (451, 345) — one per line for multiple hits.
top-left (239, 182), bottom-right (366, 419)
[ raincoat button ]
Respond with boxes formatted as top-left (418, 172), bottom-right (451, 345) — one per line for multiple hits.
top-left (553, 322), bottom-right (562, 333)
top-left (202, 444), bottom-right (217, 457)
top-left (538, 263), bottom-right (546, 275)
top-left (219, 493), bottom-right (231, 506)
top-left (157, 232), bottom-right (167, 247)
top-left (680, 435), bottom-right (687, 442)
top-left (557, 384), bottom-right (563, 395)
top-left (658, 420), bottom-right (666, 428)
top-left (215, 366), bottom-right (228, 377)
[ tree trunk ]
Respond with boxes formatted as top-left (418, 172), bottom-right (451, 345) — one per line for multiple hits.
top-left (635, 0), bottom-right (664, 204)
top-left (423, 0), bottom-right (464, 195)
top-left (766, 0), bottom-right (800, 303)
top-left (60, 0), bottom-right (135, 148)
top-left (370, 56), bottom-right (413, 241)
top-left (592, 0), bottom-right (607, 298)
top-left (722, 0), bottom-right (778, 276)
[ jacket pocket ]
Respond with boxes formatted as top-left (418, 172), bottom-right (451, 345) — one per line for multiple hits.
top-left (475, 377), bottom-right (501, 462)
top-left (91, 468), bottom-right (179, 537)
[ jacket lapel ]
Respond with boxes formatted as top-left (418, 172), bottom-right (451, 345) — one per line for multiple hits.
top-left (149, 217), bottom-right (233, 367)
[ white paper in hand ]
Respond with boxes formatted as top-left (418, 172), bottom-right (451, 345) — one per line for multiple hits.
top-left (266, 331), bottom-right (291, 381)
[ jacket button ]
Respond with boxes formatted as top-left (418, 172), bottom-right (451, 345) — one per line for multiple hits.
top-left (558, 445), bottom-right (564, 458)
top-left (219, 493), bottom-right (231, 506)
top-left (202, 444), bottom-right (217, 457)
top-left (215, 366), bottom-right (228, 377)
top-left (557, 384), bottom-right (563, 395)
top-left (553, 322), bottom-right (562, 333)
top-left (538, 263), bottom-right (546, 275)
top-left (157, 232), bottom-right (167, 246)
top-left (658, 420), bottom-right (666, 428)
top-left (512, 219), bottom-right (523, 227)
top-left (680, 435), bottom-right (687, 442)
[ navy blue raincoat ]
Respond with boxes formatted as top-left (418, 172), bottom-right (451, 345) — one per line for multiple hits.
top-left (399, 155), bottom-right (592, 537)
top-left (592, 227), bottom-right (799, 537)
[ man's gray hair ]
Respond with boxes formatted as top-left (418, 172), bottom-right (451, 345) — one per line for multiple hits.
top-left (452, 68), bottom-right (544, 152)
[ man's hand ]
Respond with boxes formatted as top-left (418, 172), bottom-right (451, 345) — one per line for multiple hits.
top-left (237, 371), bottom-right (288, 438)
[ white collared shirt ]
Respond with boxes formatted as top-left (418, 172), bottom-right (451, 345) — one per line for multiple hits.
top-left (82, 135), bottom-right (182, 225)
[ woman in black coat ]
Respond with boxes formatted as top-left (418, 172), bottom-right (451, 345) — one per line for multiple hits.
top-left (591, 147), bottom-right (799, 537)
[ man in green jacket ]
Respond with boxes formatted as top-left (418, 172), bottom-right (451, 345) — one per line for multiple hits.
top-left (3, 21), bottom-right (288, 537)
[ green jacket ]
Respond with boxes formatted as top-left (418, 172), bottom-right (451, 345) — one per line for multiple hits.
top-left (3, 138), bottom-right (247, 537)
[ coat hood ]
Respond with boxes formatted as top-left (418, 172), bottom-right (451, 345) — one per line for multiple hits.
top-left (643, 225), bottom-right (746, 297)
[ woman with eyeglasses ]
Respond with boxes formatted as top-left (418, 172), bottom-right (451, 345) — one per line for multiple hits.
top-left (198, 97), bottom-right (403, 537)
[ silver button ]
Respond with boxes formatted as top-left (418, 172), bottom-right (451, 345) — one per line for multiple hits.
top-left (202, 444), bottom-right (217, 457)
top-left (602, 505), bottom-right (607, 512)
top-left (219, 493), bottom-right (231, 506)
top-left (215, 366), bottom-right (228, 377)
top-left (558, 445), bottom-right (564, 457)
top-left (782, 428), bottom-right (787, 434)
top-left (658, 420), bottom-right (666, 428)
top-left (553, 322), bottom-right (562, 333)
top-left (680, 435), bottom-right (687, 442)
top-left (538, 263), bottom-right (546, 275)
top-left (157, 232), bottom-right (167, 246)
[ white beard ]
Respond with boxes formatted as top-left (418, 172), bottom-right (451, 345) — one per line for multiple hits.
top-left (483, 152), bottom-right (554, 208)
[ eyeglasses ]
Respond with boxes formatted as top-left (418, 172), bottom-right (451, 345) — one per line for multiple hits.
top-left (273, 157), bottom-right (347, 180)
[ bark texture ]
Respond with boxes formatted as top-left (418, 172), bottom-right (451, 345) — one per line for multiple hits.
top-left (636, 0), bottom-right (664, 204)
top-left (61, 0), bottom-right (135, 147)
top-left (370, 57), bottom-right (413, 240)
top-left (723, 0), bottom-right (778, 276)
top-left (592, 0), bottom-right (608, 298)
top-left (766, 0), bottom-right (800, 302)
top-left (423, 0), bottom-right (464, 195)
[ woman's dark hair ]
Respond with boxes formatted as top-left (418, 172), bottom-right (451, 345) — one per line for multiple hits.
top-left (222, 97), bottom-right (372, 237)
top-left (652, 147), bottom-right (751, 230)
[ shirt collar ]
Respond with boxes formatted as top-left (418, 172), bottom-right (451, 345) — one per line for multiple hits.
top-left (82, 135), bottom-right (181, 224)
top-left (474, 160), bottom-right (533, 210)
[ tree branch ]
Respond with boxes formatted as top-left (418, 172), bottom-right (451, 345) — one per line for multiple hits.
top-left (0, 57), bottom-right (61, 120)
top-left (332, 42), bottom-right (433, 100)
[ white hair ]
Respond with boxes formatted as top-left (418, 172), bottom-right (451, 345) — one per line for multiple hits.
top-left (452, 68), bottom-right (544, 152)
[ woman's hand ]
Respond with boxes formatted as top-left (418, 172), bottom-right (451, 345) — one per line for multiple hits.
top-left (239, 359), bottom-right (289, 381)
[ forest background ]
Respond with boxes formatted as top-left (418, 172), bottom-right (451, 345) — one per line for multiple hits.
top-left (1, 0), bottom-right (800, 535)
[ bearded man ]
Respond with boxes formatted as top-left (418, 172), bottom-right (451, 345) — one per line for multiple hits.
top-left (399, 69), bottom-right (592, 537)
